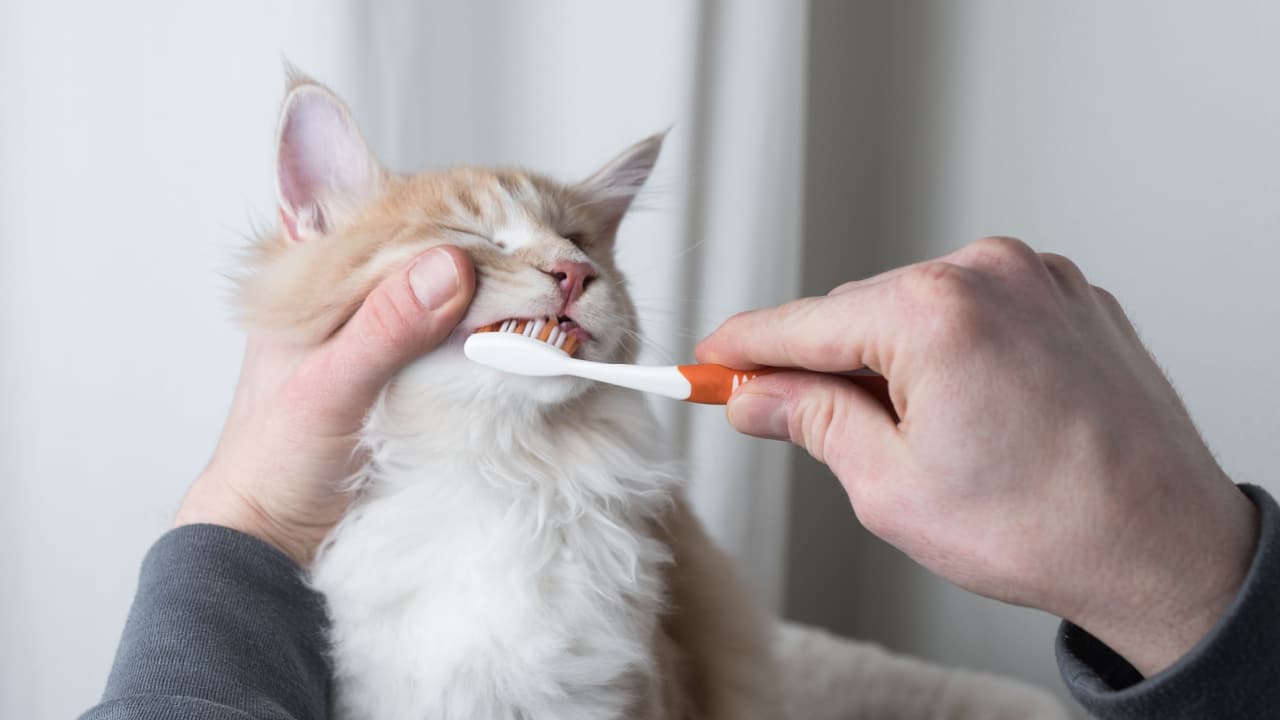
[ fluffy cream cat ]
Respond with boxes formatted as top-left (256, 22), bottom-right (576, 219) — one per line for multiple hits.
top-left (237, 73), bottom-right (782, 719)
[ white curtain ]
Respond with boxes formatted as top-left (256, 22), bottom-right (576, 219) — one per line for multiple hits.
top-left (0, 3), bottom-right (808, 717)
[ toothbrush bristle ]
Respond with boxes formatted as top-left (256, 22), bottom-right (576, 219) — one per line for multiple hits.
top-left (473, 316), bottom-right (581, 357)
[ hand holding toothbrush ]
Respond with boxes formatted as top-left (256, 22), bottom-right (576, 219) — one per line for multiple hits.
top-left (698, 236), bottom-right (1256, 679)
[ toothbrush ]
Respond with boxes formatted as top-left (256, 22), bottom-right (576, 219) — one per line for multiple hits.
top-left (463, 317), bottom-right (779, 404)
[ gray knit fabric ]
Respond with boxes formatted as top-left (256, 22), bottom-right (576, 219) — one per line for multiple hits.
top-left (81, 524), bottom-right (329, 720)
top-left (83, 487), bottom-right (1280, 719)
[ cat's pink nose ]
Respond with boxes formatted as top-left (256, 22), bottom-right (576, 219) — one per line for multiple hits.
top-left (545, 260), bottom-right (597, 307)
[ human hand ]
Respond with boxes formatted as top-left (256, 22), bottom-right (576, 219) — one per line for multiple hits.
top-left (175, 246), bottom-right (475, 566)
top-left (697, 236), bottom-right (1258, 676)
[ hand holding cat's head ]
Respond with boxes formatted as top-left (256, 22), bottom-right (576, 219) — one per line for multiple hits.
top-left (238, 72), bottom-right (663, 413)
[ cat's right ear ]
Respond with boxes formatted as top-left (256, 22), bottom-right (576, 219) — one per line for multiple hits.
top-left (576, 131), bottom-right (666, 244)
top-left (275, 80), bottom-right (384, 242)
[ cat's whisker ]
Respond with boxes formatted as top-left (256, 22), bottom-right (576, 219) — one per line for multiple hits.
top-left (615, 237), bottom-right (708, 279)
top-left (630, 303), bottom-right (743, 329)
top-left (631, 301), bottom-right (733, 317)
top-left (617, 326), bottom-right (682, 364)
top-left (632, 320), bottom-right (707, 339)
top-left (628, 295), bottom-right (712, 303)
top-left (629, 296), bottom-right (756, 318)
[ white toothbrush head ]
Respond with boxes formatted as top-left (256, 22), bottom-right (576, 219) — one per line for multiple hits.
top-left (463, 319), bottom-right (577, 377)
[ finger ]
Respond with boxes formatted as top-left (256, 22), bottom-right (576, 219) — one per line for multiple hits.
top-left (696, 252), bottom-right (996, 373)
top-left (305, 246), bottom-right (475, 413)
top-left (727, 371), bottom-right (901, 485)
top-left (695, 293), bottom-right (877, 372)
top-left (826, 260), bottom-right (924, 296)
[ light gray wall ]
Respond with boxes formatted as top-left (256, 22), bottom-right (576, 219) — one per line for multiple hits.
top-left (0, 4), bottom-right (699, 718)
top-left (787, 0), bottom-right (1280, 708)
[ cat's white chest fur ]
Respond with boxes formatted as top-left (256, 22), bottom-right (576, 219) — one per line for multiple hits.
top-left (310, 387), bottom-right (678, 720)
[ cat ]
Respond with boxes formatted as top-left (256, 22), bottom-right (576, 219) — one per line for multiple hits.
top-left (236, 71), bottom-right (783, 720)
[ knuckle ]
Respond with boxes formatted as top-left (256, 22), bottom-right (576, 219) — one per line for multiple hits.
top-left (777, 295), bottom-right (821, 321)
top-left (360, 288), bottom-right (417, 350)
top-left (810, 305), bottom-right (854, 359)
top-left (1091, 284), bottom-right (1121, 310)
top-left (974, 235), bottom-right (1034, 259)
top-left (795, 390), bottom-right (838, 464)
top-left (827, 279), bottom-right (859, 296)
top-left (959, 235), bottom-right (1040, 280)
top-left (901, 262), bottom-right (977, 311)
top-left (903, 261), bottom-right (970, 298)
top-left (724, 308), bottom-right (755, 327)
top-left (775, 296), bottom-right (836, 350)
top-left (1038, 251), bottom-right (1078, 272)
top-left (1040, 252), bottom-right (1087, 288)
top-left (791, 380), bottom-right (857, 468)
top-left (717, 308), bottom-right (763, 341)
top-left (899, 263), bottom-right (988, 347)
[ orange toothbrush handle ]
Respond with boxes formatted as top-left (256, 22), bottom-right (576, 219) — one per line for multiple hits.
top-left (677, 364), bottom-right (782, 404)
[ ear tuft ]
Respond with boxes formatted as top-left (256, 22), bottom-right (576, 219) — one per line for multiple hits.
top-left (282, 59), bottom-right (314, 92)
top-left (275, 76), bottom-right (383, 242)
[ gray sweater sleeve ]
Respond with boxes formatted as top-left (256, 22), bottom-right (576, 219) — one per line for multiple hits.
top-left (1056, 483), bottom-right (1280, 719)
top-left (82, 488), bottom-right (1280, 719)
top-left (80, 524), bottom-right (330, 720)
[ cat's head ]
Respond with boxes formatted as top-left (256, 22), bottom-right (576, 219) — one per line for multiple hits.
top-left (238, 76), bottom-right (662, 411)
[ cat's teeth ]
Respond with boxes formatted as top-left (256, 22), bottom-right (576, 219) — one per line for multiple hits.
top-left (485, 316), bottom-right (584, 357)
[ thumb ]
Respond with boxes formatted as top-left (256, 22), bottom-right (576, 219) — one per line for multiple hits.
top-left (727, 371), bottom-right (899, 482)
top-left (312, 246), bottom-right (475, 411)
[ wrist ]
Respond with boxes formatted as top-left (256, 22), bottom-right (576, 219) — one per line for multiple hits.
top-left (175, 471), bottom-right (317, 567)
top-left (1064, 480), bottom-right (1258, 676)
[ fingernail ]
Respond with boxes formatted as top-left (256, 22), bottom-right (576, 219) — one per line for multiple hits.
top-left (409, 248), bottom-right (462, 310)
top-left (727, 391), bottom-right (790, 440)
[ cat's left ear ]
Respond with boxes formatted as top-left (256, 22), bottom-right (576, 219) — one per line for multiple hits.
top-left (577, 131), bottom-right (666, 243)
top-left (275, 77), bottom-right (386, 242)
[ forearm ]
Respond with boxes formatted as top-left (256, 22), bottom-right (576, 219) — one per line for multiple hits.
top-left (1057, 484), bottom-right (1280, 719)
top-left (81, 525), bottom-right (330, 720)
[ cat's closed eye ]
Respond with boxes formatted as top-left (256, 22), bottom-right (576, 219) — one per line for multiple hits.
top-left (563, 231), bottom-right (586, 246)
top-left (439, 224), bottom-right (502, 247)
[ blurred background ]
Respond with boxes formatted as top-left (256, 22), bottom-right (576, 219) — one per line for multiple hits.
top-left (2, 2), bottom-right (1276, 717)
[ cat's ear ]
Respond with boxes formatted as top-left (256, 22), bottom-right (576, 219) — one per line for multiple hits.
top-left (275, 77), bottom-right (385, 242)
top-left (577, 131), bottom-right (666, 242)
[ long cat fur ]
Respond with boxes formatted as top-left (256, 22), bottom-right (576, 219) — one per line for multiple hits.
top-left (237, 73), bottom-right (782, 719)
